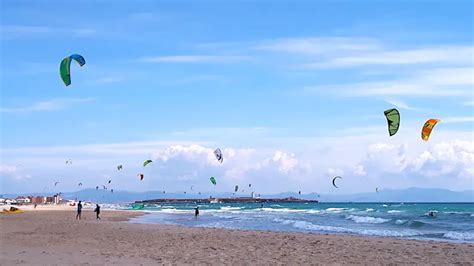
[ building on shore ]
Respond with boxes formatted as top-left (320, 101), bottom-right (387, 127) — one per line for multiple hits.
top-left (16, 197), bottom-right (31, 204)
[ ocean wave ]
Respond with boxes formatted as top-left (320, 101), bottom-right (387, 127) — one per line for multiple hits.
top-left (145, 208), bottom-right (192, 214)
top-left (407, 220), bottom-right (426, 228)
top-left (443, 231), bottom-right (474, 241)
top-left (442, 211), bottom-right (473, 216)
top-left (219, 206), bottom-right (243, 211)
top-left (366, 208), bottom-right (374, 212)
top-left (260, 208), bottom-right (306, 213)
top-left (346, 215), bottom-right (390, 224)
top-left (395, 219), bottom-right (407, 225)
top-left (325, 207), bottom-right (354, 213)
top-left (282, 220), bottom-right (422, 237)
top-left (387, 210), bottom-right (402, 213)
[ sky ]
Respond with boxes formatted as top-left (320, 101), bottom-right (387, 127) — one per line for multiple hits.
top-left (1, 0), bottom-right (473, 195)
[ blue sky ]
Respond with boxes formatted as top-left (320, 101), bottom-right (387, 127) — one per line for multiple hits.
top-left (1, 1), bottom-right (473, 195)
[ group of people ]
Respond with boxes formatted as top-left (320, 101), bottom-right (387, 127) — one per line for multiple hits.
top-left (75, 201), bottom-right (101, 220)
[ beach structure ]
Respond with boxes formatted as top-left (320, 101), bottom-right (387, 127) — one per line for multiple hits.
top-left (16, 197), bottom-right (31, 204)
top-left (4, 199), bottom-right (18, 204)
top-left (137, 196), bottom-right (318, 205)
top-left (29, 196), bottom-right (44, 204)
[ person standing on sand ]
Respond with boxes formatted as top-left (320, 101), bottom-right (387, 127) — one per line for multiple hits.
top-left (94, 204), bottom-right (101, 220)
top-left (76, 201), bottom-right (82, 220)
top-left (194, 207), bottom-right (199, 217)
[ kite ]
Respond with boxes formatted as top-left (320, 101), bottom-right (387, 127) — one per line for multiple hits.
top-left (384, 108), bottom-right (400, 136)
top-left (96, 186), bottom-right (99, 190)
top-left (103, 185), bottom-right (107, 190)
top-left (131, 203), bottom-right (144, 210)
top-left (190, 185), bottom-right (194, 191)
top-left (421, 119), bottom-right (441, 141)
top-left (143, 160), bottom-right (153, 167)
top-left (249, 184), bottom-right (251, 188)
top-left (60, 54), bottom-right (86, 86)
top-left (214, 148), bottom-right (223, 163)
top-left (108, 180), bottom-right (112, 184)
top-left (137, 173), bottom-right (144, 181)
top-left (298, 191), bottom-right (301, 195)
top-left (54, 182), bottom-right (60, 186)
top-left (117, 165), bottom-right (123, 171)
top-left (235, 185), bottom-right (239, 192)
top-left (210, 176), bottom-right (217, 185)
top-left (376, 187), bottom-right (379, 193)
top-left (332, 176), bottom-right (342, 188)
top-left (111, 189), bottom-right (114, 193)
top-left (65, 159), bottom-right (72, 165)
top-left (78, 183), bottom-right (82, 186)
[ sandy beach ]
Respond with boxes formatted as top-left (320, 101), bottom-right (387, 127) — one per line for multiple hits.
top-left (0, 210), bottom-right (473, 265)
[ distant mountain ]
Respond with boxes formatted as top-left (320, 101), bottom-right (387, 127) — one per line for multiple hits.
top-left (2, 187), bottom-right (473, 203)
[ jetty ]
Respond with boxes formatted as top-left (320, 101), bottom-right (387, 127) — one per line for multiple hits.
top-left (136, 196), bottom-right (318, 204)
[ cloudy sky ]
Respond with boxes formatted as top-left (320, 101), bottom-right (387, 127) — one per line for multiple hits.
top-left (1, 1), bottom-right (473, 195)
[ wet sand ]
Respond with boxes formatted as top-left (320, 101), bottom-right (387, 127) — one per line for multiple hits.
top-left (1, 210), bottom-right (473, 265)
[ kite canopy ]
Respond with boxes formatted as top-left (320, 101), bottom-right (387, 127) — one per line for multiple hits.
top-left (214, 148), bottom-right (223, 163)
top-left (143, 160), bottom-right (153, 167)
top-left (54, 182), bottom-right (60, 186)
top-left (131, 203), bottom-right (144, 210)
top-left (332, 176), bottom-right (342, 188)
top-left (249, 184), bottom-right (251, 188)
top-left (78, 183), bottom-right (82, 186)
top-left (108, 180), bottom-right (112, 184)
top-left (60, 54), bottom-right (85, 86)
top-left (422, 119), bottom-right (441, 141)
top-left (137, 173), bottom-right (144, 180)
top-left (210, 176), bottom-right (217, 185)
top-left (376, 187), bottom-right (379, 193)
top-left (117, 165), bottom-right (123, 171)
top-left (384, 108), bottom-right (400, 136)
top-left (235, 185), bottom-right (239, 192)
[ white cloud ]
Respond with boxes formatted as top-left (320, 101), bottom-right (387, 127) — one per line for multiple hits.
top-left (146, 144), bottom-right (310, 189)
top-left (443, 117), bottom-right (474, 123)
top-left (385, 99), bottom-right (417, 110)
top-left (0, 98), bottom-right (95, 113)
top-left (305, 46), bottom-right (473, 68)
top-left (305, 67), bottom-right (474, 97)
top-left (0, 164), bottom-right (31, 180)
top-left (1, 25), bottom-right (96, 39)
top-left (255, 37), bottom-right (381, 55)
top-left (355, 141), bottom-right (474, 180)
top-left (141, 55), bottom-right (250, 63)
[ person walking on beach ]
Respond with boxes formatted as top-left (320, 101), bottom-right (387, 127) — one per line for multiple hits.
top-left (76, 201), bottom-right (82, 220)
top-left (194, 207), bottom-right (199, 217)
top-left (94, 204), bottom-right (101, 220)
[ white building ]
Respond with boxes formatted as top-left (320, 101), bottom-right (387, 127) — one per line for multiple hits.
top-left (16, 197), bottom-right (31, 204)
top-left (5, 199), bottom-right (18, 204)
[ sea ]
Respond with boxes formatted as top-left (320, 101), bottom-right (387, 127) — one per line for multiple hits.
top-left (111, 202), bottom-right (474, 243)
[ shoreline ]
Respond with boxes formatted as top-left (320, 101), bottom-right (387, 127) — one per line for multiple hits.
top-left (1, 210), bottom-right (473, 264)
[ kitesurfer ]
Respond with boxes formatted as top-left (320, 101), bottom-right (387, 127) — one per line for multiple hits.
top-left (194, 207), bottom-right (200, 217)
top-left (76, 201), bottom-right (82, 220)
top-left (94, 204), bottom-right (101, 220)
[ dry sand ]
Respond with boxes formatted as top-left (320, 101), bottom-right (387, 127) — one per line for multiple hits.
top-left (1, 210), bottom-right (473, 265)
